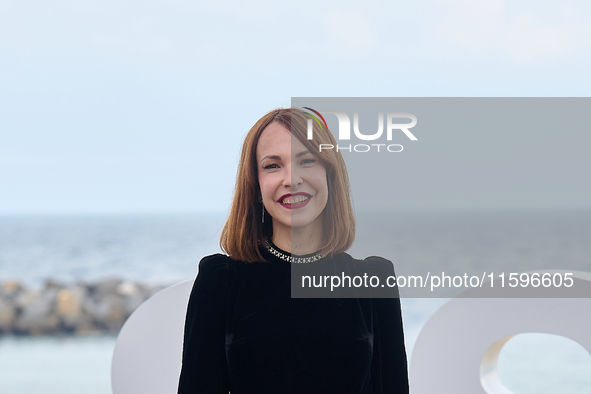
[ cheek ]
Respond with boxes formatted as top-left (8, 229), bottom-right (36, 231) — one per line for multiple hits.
top-left (258, 175), bottom-right (273, 199)
top-left (316, 170), bottom-right (329, 196)
top-left (321, 175), bottom-right (329, 207)
top-left (257, 173), bottom-right (266, 196)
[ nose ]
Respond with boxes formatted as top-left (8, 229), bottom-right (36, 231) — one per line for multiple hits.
top-left (282, 164), bottom-right (303, 188)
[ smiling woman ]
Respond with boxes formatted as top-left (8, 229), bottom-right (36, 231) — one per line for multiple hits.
top-left (177, 108), bottom-right (409, 394)
top-left (257, 121), bottom-right (329, 254)
top-left (219, 108), bottom-right (355, 263)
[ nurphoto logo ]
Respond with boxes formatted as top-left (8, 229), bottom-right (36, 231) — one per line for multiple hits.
top-left (302, 107), bottom-right (418, 153)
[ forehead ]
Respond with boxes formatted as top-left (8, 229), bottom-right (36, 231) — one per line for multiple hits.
top-left (256, 122), bottom-right (307, 159)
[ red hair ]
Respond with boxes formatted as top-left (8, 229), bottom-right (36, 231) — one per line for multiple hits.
top-left (220, 108), bottom-right (355, 262)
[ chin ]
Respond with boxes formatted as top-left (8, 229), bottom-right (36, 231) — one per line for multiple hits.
top-left (290, 214), bottom-right (322, 230)
top-left (289, 219), bottom-right (310, 228)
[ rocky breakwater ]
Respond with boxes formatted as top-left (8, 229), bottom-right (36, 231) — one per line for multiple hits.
top-left (0, 279), bottom-right (168, 335)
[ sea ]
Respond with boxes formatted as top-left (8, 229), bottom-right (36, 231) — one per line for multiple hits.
top-left (0, 211), bottom-right (590, 393)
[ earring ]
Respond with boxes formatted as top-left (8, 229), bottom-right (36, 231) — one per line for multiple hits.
top-left (262, 204), bottom-right (265, 223)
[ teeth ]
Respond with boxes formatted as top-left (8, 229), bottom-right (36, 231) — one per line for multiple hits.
top-left (282, 195), bottom-right (310, 204)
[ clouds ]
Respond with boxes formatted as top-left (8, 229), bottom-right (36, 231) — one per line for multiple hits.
top-left (1, 0), bottom-right (590, 213)
top-left (427, 0), bottom-right (585, 64)
top-left (1, 0), bottom-right (588, 68)
top-left (325, 9), bottom-right (377, 53)
top-left (505, 15), bottom-right (572, 62)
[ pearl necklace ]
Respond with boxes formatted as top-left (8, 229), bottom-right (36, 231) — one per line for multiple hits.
top-left (264, 240), bottom-right (325, 264)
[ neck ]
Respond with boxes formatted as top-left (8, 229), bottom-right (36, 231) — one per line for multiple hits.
top-left (271, 224), bottom-right (324, 256)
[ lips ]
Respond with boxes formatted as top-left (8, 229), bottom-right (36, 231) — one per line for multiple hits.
top-left (278, 193), bottom-right (312, 209)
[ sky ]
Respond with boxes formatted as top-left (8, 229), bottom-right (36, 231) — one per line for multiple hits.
top-left (1, 0), bottom-right (590, 214)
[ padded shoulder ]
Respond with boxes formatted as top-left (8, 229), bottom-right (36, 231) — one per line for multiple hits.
top-left (198, 253), bottom-right (233, 271)
top-left (363, 256), bottom-right (396, 275)
top-left (191, 254), bottom-right (234, 296)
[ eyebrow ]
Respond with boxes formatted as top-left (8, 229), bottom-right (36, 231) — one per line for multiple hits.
top-left (260, 150), bottom-right (311, 163)
top-left (260, 155), bottom-right (281, 163)
top-left (296, 150), bottom-right (311, 158)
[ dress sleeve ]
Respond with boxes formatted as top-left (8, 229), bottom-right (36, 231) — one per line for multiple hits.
top-left (178, 255), bottom-right (230, 394)
top-left (369, 258), bottom-right (409, 393)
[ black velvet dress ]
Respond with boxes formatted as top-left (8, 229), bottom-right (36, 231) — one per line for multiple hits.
top-left (177, 245), bottom-right (409, 394)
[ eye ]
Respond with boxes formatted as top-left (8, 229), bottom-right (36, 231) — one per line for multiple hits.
top-left (300, 158), bottom-right (316, 165)
top-left (263, 163), bottom-right (279, 170)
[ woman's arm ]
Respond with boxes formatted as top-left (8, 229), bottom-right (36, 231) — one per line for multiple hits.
top-left (369, 258), bottom-right (409, 393)
top-left (178, 255), bottom-right (230, 394)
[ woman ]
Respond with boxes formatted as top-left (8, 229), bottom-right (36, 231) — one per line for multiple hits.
top-left (178, 108), bottom-right (408, 394)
